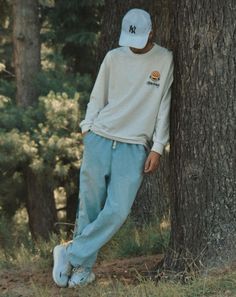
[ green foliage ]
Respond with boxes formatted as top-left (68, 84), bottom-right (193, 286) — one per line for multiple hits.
top-left (0, 78), bottom-right (15, 99)
top-left (38, 52), bottom-right (92, 114)
top-left (0, 92), bottom-right (83, 218)
top-left (0, 212), bottom-right (62, 270)
top-left (0, 215), bottom-right (14, 251)
top-left (0, 0), bottom-right (10, 27)
top-left (0, 0), bottom-right (14, 98)
top-left (41, 0), bottom-right (104, 75)
top-left (39, 0), bottom-right (55, 7)
top-left (0, 0), bottom-right (100, 103)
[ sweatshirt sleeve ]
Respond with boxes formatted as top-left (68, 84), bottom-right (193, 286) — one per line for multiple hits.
top-left (151, 53), bottom-right (174, 155)
top-left (79, 52), bottom-right (110, 133)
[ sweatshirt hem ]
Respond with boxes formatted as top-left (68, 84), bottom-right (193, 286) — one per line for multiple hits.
top-left (91, 127), bottom-right (150, 149)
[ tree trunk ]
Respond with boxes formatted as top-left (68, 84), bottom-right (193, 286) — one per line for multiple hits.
top-left (26, 169), bottom-right (58, 240)
top-left (66, 169), bottom-right (80, 234)
top-left (13, 0), bottom-right (40, 106)
top-left (98, 0), bottom-right (172, 225)
top-left (12, 0), bottom-right (58, 240)
top-left (162, 0), bottom-right (236, 272)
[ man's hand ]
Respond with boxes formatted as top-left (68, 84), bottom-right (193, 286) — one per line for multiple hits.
top-left (144, 151), bottom-right (161, 173)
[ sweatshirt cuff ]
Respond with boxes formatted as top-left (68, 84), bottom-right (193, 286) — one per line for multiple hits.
top-left (79, 122), bottom-right (91, 134)
top-left (151, 142), bottom-right (164, 155)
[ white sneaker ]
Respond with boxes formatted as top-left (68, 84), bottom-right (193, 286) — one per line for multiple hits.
top-left (68, 266), bottom-right (95, 288)
top-left (52, 243), bottom-right (72, 287)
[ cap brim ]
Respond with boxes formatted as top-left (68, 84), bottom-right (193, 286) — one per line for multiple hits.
top-left (118, 31), bottom-right (150, 49)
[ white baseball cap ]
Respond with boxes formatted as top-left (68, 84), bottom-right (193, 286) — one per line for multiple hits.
top-left (119, 8), bottom-right (152, 49)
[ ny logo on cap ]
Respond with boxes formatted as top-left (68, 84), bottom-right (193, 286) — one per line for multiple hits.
top-left (129, 25), bottom-right (136, 34)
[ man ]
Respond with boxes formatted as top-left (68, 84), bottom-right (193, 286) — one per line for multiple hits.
top-left (52, 8), bottom-right (173, 288)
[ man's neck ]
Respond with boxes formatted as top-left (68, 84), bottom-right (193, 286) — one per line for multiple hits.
top-left (129, 41), bottom-right (154, 54)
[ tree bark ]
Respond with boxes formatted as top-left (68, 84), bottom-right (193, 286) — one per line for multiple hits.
top-left (98, 0), bottom-right (172, 225)
top-left (66, 169), bottom-right (80, 231)
top-left (13, 0), bottom-right (40, 106)
top-left (162, 0), bottom-right (236, 272)
top-left (26, 169), bottom-right (58, 241)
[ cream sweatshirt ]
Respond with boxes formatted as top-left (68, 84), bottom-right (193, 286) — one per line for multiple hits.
top-left (80, 43), bottom-right (173, 155)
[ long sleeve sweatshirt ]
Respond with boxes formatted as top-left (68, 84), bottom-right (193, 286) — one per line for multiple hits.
top-left (80, 43), bottom-right (174, 155)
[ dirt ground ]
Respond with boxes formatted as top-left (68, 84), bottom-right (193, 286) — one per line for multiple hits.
top-left (0, 254), bottom-right (163, 297)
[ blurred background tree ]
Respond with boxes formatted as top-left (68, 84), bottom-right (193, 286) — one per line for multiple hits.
top-left (41, 0), bottom-right (104, 76)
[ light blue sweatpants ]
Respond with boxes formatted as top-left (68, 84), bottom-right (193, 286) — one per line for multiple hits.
top-left (66, 131), bottom-right (148, 268)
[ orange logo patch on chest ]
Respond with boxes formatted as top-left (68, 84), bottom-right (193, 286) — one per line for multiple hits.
top-left (150, 71), bottom-right (160, 81)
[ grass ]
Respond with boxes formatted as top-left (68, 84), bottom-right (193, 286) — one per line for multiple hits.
top-left (0, 211), bottom-right (236, 297)
top-left (99, 216), bottom-right (170, 261)
top-left (0, 211), bottom-right (169, 269)
top-left (3, 270), bottom-right (234, 297)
